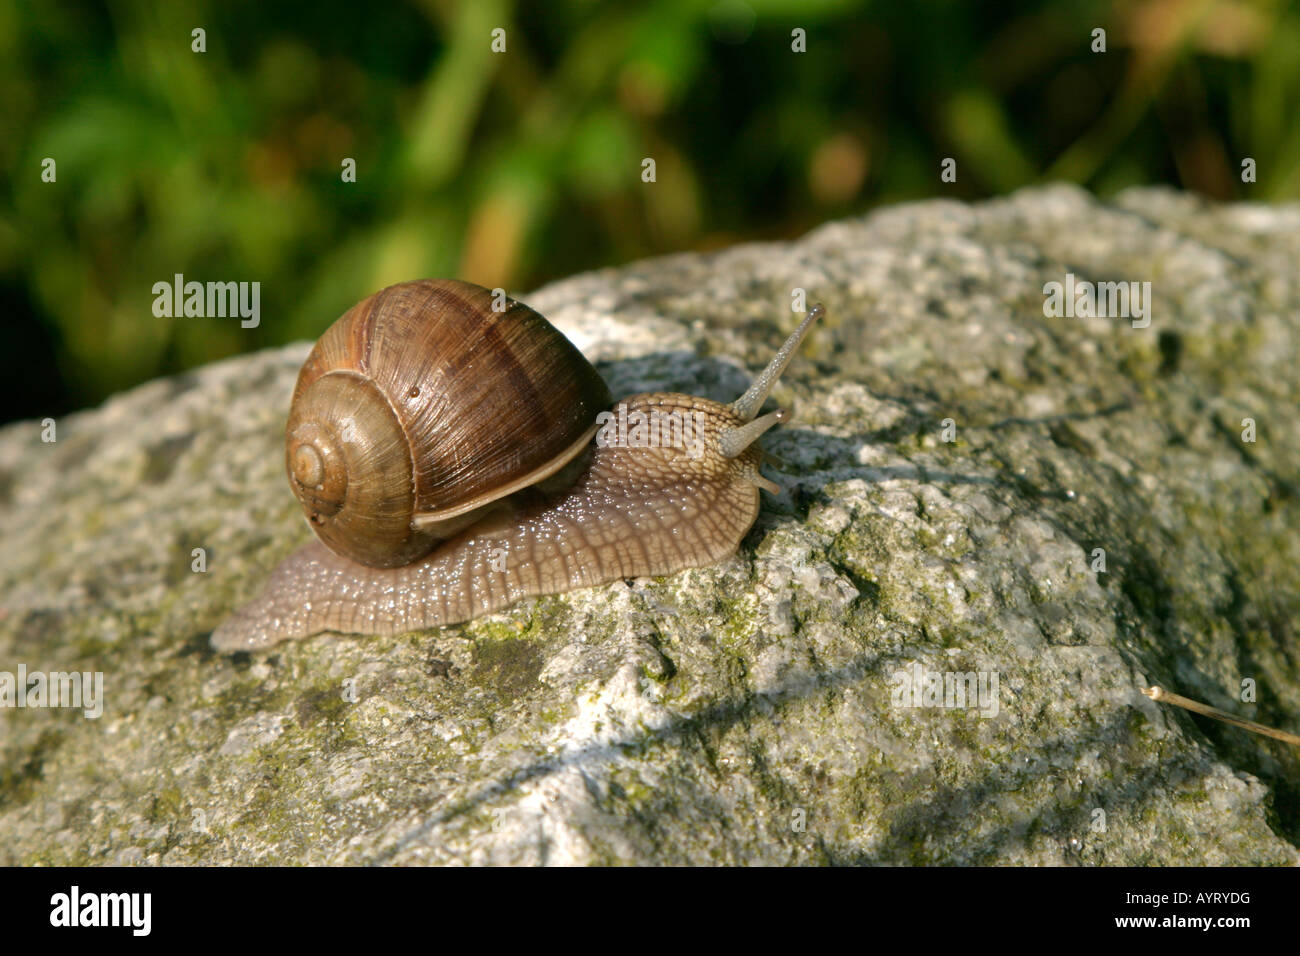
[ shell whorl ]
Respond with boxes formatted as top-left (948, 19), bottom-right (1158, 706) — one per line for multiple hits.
top-left (286, 369), bottom-right (424, 567)
top-left (285, 279), bottom-right (611, 568)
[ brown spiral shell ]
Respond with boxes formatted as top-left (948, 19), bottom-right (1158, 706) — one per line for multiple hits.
top-left (284, 279), bottom-right (611, 567)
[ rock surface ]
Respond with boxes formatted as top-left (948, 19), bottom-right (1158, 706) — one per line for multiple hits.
top-left (2, 185), bottom-right (1298, 865)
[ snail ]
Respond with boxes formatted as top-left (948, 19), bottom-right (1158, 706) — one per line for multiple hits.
top-left (211, 279), bottom-right (821, 652)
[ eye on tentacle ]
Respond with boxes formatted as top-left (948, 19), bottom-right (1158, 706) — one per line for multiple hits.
top-left (718, 300), bottom-right (824, 470)
top-left (727, 302), bottom-right (824, 423)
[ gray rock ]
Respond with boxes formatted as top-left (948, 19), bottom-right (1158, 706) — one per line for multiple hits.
top-left (1, 184), bottom-right (1297, 865)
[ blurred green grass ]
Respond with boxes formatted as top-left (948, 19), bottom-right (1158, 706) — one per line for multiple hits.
top-left (2, 0), bottom-right (1298, 422)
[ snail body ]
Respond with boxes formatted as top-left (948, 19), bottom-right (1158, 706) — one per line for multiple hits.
top-left (212, 279), bottom-right (821, 652)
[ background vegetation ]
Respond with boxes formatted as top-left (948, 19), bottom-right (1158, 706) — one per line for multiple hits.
top-left (4, 0), bottom-right (1299, 423)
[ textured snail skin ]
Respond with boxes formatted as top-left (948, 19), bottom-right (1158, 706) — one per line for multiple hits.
top-left (211, 394), bottom-right (767, 652)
